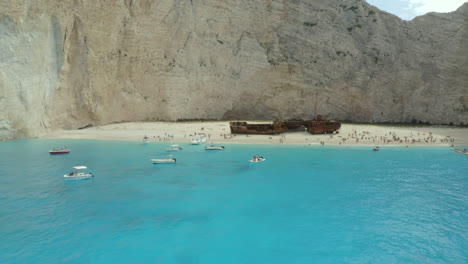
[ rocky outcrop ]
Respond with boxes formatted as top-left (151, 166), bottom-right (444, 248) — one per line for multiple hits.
top-left (1, 0), bottom-right (467, 140)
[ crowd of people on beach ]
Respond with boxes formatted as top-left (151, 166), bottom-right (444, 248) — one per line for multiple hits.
top-left (135, 125), bottom-right (454, 147)
top-left (308, 129), bottom-right (453, 147)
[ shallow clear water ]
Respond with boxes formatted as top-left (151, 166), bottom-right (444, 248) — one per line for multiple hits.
top-left (0, 139), bottom-right (467, 264)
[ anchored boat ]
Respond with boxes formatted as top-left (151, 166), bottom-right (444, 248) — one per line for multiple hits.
top-left (151, 158), bottom-right (176, 164)
top-left (191, 138), bottom-right (202, 145)
top-left (204, 145), bottom-right (225, 150)
top-left (49, 145), bottom-right (70, 154)
top-left (64, 166), bottom-right (94, 180)
top-left (166, 145), bottom-right (183, 151)
top-left (249, 155), bottom-right (266, 163)
top-left (191, 134), bottom-right (207, 145)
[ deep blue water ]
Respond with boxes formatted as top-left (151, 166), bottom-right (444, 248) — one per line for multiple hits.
top-left (0, 139), bottom-right (467, 264)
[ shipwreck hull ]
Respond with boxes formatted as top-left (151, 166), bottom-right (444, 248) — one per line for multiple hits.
top-left (307, 120), bottom-right (341, 134)
top-left (280, 121), bottom-right (308, 131)
top-left (229, 122), bottom-right (281, 135)
top-left (230, 120), bottom-right (341, 135)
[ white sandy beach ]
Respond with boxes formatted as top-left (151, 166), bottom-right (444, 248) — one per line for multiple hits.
top-left (43, 122), bottom-right (468, 148)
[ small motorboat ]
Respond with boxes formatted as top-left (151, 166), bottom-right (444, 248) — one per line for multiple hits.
top-left (191, 138), bottom-right (202, 145)
top-left (166, 147), bottom-right (183, 151)
top-left (452, 148), bottom-right (468, 155)
top-left (204, 145), bottom-right (225, 150)
top-left (166, 145), bottom-right (183, 151)
top-left (49, 145), bottom-right (70, 154)
top-left (191, 134), bottom-right (207, 145)
top-left (151, 158), bottom-right (176, 164)
top-left (249, 155), bottom-right (266, 163)
top-left (373, 146), bottom-right (380, 151)
top-left (64, 166), bottom-right (94, 180)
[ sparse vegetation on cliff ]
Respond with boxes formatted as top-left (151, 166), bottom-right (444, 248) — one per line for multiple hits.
top-left (304, 22), bottom-right (317, 27)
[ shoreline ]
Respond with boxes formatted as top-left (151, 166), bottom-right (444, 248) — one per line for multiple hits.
top-left (42, 122), bottom-right (468, 148)
top-left (37, 136), bottom-right (452, 148)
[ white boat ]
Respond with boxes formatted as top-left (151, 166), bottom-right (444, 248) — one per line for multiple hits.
top-left (204, 145), bottom-right (225, 150)
top-left (151, 158), bottom-right (176, 164)
top-left (452, 148), bottom-right (468, 155)
top-left (49, 145), bottom-right (70, 154)
top-left (166, 145), bottom-right (183, 151)
top-left (49, 148), bottom-right (70, 154)
top-left (249, 155), bottom-right (266, 163)
top-left (191, 134), bottom-right (207, 145)
top-left (166, 148), bottom-right (182, 151)
top-left (191, 138), bottom-right (202, 145)
top-left (64, 166), bottom-right (94, 179)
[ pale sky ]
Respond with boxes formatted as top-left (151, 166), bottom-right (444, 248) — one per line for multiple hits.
top-left (366, 0), bottom-right (467, 20)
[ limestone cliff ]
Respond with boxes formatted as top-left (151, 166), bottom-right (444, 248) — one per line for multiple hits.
top-left (1, 0), bottom-right (467, 140)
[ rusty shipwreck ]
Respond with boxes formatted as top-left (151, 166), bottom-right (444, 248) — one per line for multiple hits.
top-left (229, 116), bottom-right (341, 135)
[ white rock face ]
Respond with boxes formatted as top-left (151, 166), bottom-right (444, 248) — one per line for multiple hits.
top-left (0, 0), bottom-right (467, 140)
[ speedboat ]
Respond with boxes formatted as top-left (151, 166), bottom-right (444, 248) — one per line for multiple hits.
top-left (151, 158), bottom-right (176, 164)
top-left (204, 145), bottom-right (225, 150)
top-left (166, 145), bottom-right (183, 151)
top-left (64, 166), bottom-right (94, 180)
top-left (50, 149), bottom-right (70, 154)
top-left (373, 147), bottom-right (380, 151)
top-left (452, 148), bottom-right (468, 155)
top-left (249, 155), bottom-right (266, 163)
top-left (49, 145), bottom-right (70, 154)
top-left (166, 147), bottom-right (182, 151)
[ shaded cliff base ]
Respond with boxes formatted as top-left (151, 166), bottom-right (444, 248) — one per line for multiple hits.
top-left (43, 122), bottom-right (468, 147)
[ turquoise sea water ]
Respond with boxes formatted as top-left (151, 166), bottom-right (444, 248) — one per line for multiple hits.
top-left (0, 139), bottom-right (467, 264)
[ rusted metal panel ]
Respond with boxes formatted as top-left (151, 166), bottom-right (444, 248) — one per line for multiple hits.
top-left (279, 121), bottom-right (309, 131)
top-left (229, 122), bottom-right (280, 135)
top-left (307, 120), bottom-right (341, 134)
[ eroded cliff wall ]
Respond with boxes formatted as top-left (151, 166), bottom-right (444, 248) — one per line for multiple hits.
top-left (1, 0), bottom-right (467, 140)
